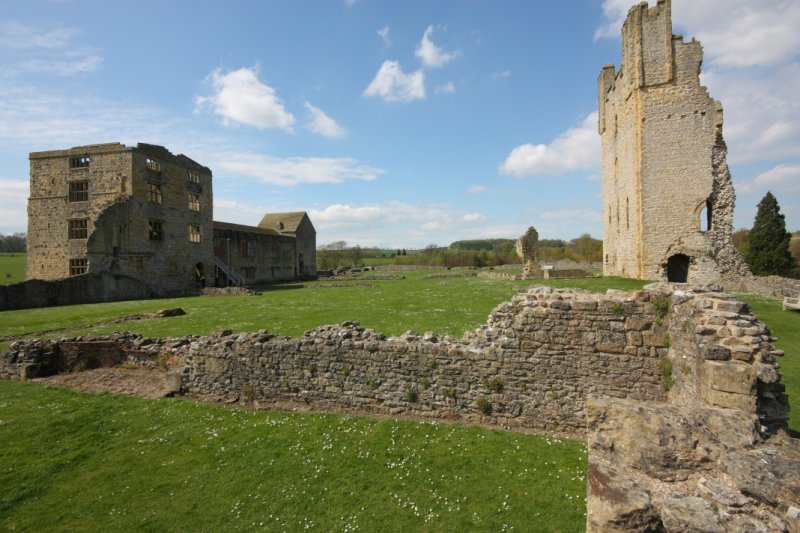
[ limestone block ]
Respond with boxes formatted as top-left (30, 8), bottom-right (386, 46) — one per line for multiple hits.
top-left (586, 461), bottom-right (661, 533)
top-left (586, 397), bottom-right (758, 482)
top-left (703, 360), bottom-right (755, 395)
top-left (660, 496), bottom-right (722, 533)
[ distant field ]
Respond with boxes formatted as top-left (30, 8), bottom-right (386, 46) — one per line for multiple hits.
top-left (0, 253), bottom-right (25, 285)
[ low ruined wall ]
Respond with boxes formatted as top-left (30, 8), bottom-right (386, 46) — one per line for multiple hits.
top-left (2, 286), bottom-right (674, 437)
top-left (174, 287), bottom-right (673, 436)
top-left (0, 270), bottom-right (155, 311)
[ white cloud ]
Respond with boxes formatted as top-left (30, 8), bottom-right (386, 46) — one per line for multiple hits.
top-left (0, 84), bottom-right (175, 148)
top-left (363, 60), bottom-right (425, 103)
top-left (595, 1), bottom-right (800, 67)
top-left (415, 25), bottom-right (459, 69)
top-left (0, 21), bottom-right (102, 77)
top-left (0, 21), bottom-right (78, 49)
top-left (377, 25), bottom-right (391, 46)
top-left (676, 1), bottom-right (800, 68)
top-left (467, 185), bottom-right (486, 194)
top-left (738, 163), bottom-right (800, 194)
top-left (195, 67), bottom-right (295, 131)
top-left (306, 201), bottom-right (503, 247)
top-left (500, 112), bottom-right (600, 177)
top-left (304, 102), bottom-right (347, 139)
top-left (23, 54), bottom-right (103, 76)
top-left (462, 212), bottom-right (485, 223)
top-left (436, 81), bottom-right (456, 94)
top-left (0, 179), bottom-right (29, 234)
top-left (703, 64), bottom-right (800, 164)
top-left (492, 70), bottom-right (511, 81)
top-left (593, 0), bottom-right (635, 41)
top-left (216, 153), bottom-right (384, 186)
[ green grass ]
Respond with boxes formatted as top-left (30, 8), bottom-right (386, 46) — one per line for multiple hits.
top-left (0, 271), bottom-right (647, 342)
top-left (0, 253), bottom-right (25, 285)
top-left (1, 273), bottom-right (798, 530)
top-left (737, 293), bottom-right (800, 431)
top-left (0, 380), bottom-right (587, 532)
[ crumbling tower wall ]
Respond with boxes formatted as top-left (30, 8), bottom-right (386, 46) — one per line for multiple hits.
top-left (598, 0), bottom-right (748, 283)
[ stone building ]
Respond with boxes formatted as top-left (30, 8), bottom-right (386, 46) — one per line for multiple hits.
top-left (27, 143), bottom-right (215, 295)
top-left (258, 212), bottom-right (316, 278)
top-left (212, 219), bottom-right (314, 285)
top-left (598, 0), bottom-right (748, 283)
top-left (26, 142), bottom-right (315, 297)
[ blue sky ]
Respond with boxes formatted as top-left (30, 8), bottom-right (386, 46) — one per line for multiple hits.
top-left (0, 0), bottom-right (798, 248)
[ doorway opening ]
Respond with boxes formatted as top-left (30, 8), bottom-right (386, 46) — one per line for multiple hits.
top-left (666, 254), bottom-right (690, 283)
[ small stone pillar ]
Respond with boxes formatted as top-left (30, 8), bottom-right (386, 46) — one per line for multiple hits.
top-left (515, 227), bottom-right (539, 278)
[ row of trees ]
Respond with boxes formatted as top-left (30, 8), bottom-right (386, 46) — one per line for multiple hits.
top-left (316, 234), bottom-right (604, 270)
top-left (0, 233), bottom-right (26, 253)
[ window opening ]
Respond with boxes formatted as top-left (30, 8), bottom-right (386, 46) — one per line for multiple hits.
top-left (149, 220), bottom-right (164, 241)
top-left (188, 192), bottom-right (200, 212)
top-left (69, 258), bottom-right (88, 276)
top-left (68, 180), bottom-right (89, 202)
top-left (146, 158), bottom-right (161, 172)
top-left (147, 183), bottom-right (162, 204)
top-left (189, 224), bottom-right (201, 243)
top-left (69, 156), bottom-right (90, 168)
top-left (68, 219), bottom-right (88, 239)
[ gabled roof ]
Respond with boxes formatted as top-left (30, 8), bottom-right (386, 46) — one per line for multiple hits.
top-left (257, 212), bottom-right (310, 233)
top-left (213, 220), bottom-right (284, 237)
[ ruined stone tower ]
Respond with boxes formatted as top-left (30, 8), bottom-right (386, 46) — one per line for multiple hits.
top-left (598, 0), bottom-right (747, 283)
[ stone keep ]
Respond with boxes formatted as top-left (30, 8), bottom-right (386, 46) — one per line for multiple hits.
top-left (27, 143), bottom-right (214, 295)
top-left (598, 0), bottom-right (747, 283)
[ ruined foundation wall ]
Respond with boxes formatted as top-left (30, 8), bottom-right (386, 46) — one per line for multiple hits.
top-left (4, 285), bottom-right (787, 438)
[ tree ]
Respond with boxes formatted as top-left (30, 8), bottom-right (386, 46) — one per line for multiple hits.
top-left (317, 241), bottom-right (348, 270)
top-left (731, 228), bottom-right (750, 257)
top-left (348, 245), bottom-right (363, 267)
top-left (745, 192), bottom-right (794, 276)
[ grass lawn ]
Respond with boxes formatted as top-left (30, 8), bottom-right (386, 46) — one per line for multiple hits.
top-left (0, 271), bottom-right (647, 341)
top-left (737, 293), bottom-right (800, 431)
top-left (0, 253), bottom-right (25, 285)
top-left (0, 273), bottom-right (798, 531)
top-left (0, 380), bottom-right (587, 532)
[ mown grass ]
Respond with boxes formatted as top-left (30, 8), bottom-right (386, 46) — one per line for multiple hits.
top-left (1, 272), bottom-right (798, 530)
top-left (0, 380), bottom-right (587, 532)
top-left (0, 253), bottom-right (25, 285)
top-left (737, 293), bottom-right (800, 431)
top-left (0, 271), bottom-right (647, 341)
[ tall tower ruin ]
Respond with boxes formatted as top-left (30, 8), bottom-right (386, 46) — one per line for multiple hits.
top-left (598, 0), bottom-right (747, 283)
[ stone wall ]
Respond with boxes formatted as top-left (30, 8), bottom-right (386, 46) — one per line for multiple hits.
top-left (0, 270), bottom-right (154, 311)
top-left (2, 285), bottom-right (678, 436)
top-left (5, 284), bottom-right (788, 438)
